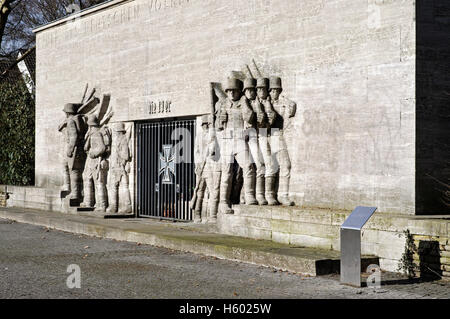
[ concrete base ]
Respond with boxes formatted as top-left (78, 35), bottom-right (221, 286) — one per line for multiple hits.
top-left (6, 186), bottom-right (63, 212)
top-left (0, 207), bottom-right (377, 276)
top-left (218, 205), bottom-right (450, 273)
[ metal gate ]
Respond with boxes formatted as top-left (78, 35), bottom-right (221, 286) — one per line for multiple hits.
top-left (136, 119), bottom-right (196, 221)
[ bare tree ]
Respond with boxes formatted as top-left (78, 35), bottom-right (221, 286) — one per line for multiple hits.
top-left (1, 0), bottom-right (106, 79)
top-left (0, 0), bottom-right (16, 51)
top-left (1, 0), bottom-right (107, 57)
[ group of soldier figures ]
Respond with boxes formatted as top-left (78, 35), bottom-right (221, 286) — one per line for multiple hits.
top-left (191, 76), bottom-right (296, 223)
top-left (59, 103), bottom-right (132, 214)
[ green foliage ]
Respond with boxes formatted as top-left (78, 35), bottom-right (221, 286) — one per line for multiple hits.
top-left (0, 80), bottom-right (35, 185)
top-left (397, 229), bottom-right (418, 279)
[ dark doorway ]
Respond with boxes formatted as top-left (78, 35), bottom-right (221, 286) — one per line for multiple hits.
top-left (136, 119), bottom-right (196, 221)
top-left (416, 1), bottom-right (450, 214)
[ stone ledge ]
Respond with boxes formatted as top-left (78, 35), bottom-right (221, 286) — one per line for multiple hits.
top-left (0, 207), bottom-right (378, 277)
top-left (218, 205), bottom-right (450, 273)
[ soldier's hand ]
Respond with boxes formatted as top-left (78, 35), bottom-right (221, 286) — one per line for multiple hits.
top-left (100, 160), bottom-right (108, 170)
top-left (257, 112), bottom-right (265, 124)
top-left (267, 111), bottom-right (276, 124)
top-left (220, 113), bottom-right (227, 123)
top-left (67, 150), bottom-right (73, 158)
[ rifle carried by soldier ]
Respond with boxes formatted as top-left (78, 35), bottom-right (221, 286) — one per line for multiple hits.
top-left (190, 83), bottom-right (218, 211)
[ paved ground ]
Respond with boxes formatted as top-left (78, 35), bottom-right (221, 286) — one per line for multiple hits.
top-left (0, 219), bottom-right (449, 299)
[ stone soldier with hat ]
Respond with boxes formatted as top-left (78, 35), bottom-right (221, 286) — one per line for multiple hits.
top-left (190, 114), bottom-right (221, 222)
top-left (81, 114), bottom-right (111, 212)
top-left (243, 77), bottom-right (268, 205)
top-left (255, 77), bottom-right (279, 205)
top-left (106, 122), bottom-right (132, 214)
top-left (216, 77), bottom-right (257, 214)
top-left (58, 103), bottom-right (87, 202)
top-left (268, 76), bottom-right (296, 206)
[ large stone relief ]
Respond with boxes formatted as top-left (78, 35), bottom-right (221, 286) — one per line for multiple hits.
top-left (80, 114), bottom-right (111, 212)
top-left (107, 122), bottom-right (132, 214)
top-left (59, 84), bottom-right (132, 215)
top-left (191, 114), bottom-right (221, 223)
top-left (191, 69), bottom-right (297, 221)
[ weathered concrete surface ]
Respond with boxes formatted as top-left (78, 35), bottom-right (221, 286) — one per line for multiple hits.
top-left (2, 219), bottom-right (449, 299)
top-left (0, 207), bottom-right (377, 276)
top-left (34, 0), bottom-right (417, 214)
top-left (0, 185), bottom-right (7, 207)
top-left (6, 185), bottom-right (62, 212)
top-left (218, 205), bottom-right (450, 273)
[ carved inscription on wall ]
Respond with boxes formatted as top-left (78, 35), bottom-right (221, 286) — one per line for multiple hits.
top-left (148, 100), bottom-right (172, 115)
top-left (39, 0), bottom-right (196, 49)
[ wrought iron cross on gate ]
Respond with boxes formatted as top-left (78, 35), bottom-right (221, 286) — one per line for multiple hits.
top-left (159, 145), bottom-right (176, 184)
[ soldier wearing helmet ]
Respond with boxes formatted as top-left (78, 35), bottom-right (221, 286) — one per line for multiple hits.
top-left (191, 114), bottom-right (221, 222)
top-left (59, 103), bottom-right (86, 203)
top-left (216, 77), bottom-right (257, 214)
top-left (106, 122), bottom-right (132, 215)
top-left (254, 77), bottom-right (280, 205)
top-left (81, 114), bottom-right (111, 212)
top-left (268, 76), bottom-right (296, 206)
top-left (242, 77), bottom-right (270, 205)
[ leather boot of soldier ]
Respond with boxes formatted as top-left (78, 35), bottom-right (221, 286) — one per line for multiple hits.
top-left (265, 176), bottom-right (280, 206)
top-left (239, 190), bottom-right (245, 205)
top-left (106, 186), bottom-right (118, 214)
top-left (256, 177), bottom-right (268, 205)
top-left (208, 205), bottom-right (218, 222)
top-left (278, 176), bottom-right (294, 206)
top-left (119, 186), bottom-right (132, 214)
top-left (62, 166), bottom-right (70, 192)
top-left (94, 184), bottom-right (108, 213)
top-left (193, 210), bottom-right (202, 223)
top-left (70, 171), bottom-right (82, 201)
top-left (219, 177), bottom-right (234, 215)
top-left (80, 180), bottom-right (94, 207)
top-left (193, 196), bottom-right (203, 223)
top-left (243, 175), bottom-right (258, 205)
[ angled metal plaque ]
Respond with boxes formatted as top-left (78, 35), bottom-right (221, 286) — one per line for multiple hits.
top-left (341, 206), bottom-right (377, 231)
top-left (340, 206), bottom-right (377, 287)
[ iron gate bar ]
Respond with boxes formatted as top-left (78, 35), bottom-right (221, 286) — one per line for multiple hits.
top-left (136, 119), bottom-right (196, 221)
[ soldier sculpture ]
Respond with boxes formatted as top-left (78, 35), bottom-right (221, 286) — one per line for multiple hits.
top-left (191, 115), bottom-right (221, 223)
top-left (268, 76), bottom-right (296, 206)
top-left (106, 122), bottom-right (132, 214)
top-left (80, 114), bottom-right (111, 212)
top-left (216, 77), bottom-right (258, 214)
top-left (58, 103), bottom-right (87, 203)
top-left (255, 78), bottom-right (279, 205)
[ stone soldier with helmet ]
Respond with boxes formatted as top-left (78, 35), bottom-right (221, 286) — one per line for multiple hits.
top-left (242, 77), bottom-right (269, 205)
top-left (191, 114), bottom-right (221, 222)
top-left (81, 114), bottom-right (111, 212)
top-left (106, 122), bottom-right (132, 215)
top-left (216, 77), bottom-right (257, 214)
top-left (268, 76), bottom-right (296, 206)
top-left (58, 103), bottom-right (87, 203)
top-left (255, 77), bottom-right (279, 205)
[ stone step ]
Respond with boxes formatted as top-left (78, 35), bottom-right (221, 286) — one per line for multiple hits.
top-left (0, 207), bottom-right (378, 276)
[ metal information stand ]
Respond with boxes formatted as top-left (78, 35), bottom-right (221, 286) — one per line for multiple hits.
top-left (340, 206), bottom-right (377, 287)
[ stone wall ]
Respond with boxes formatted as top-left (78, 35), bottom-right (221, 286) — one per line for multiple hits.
top-left (6, 185), bottom-right (62, 212)
top-left (413, 235), bottom-right (450, 281)
top-left (0, 185), bottom-right (7, 207)
top-left (34, 0), bottom-right (417, 214)
top-left (218, 206), bottom-right (450, 273)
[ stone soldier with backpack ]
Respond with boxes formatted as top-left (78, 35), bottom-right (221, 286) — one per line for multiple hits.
top-left (106, 122), bottom-right (132, 214)
top-left (81, 114), bottom-right (111, 212)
